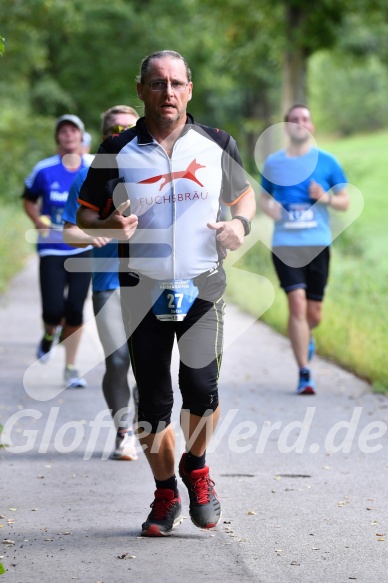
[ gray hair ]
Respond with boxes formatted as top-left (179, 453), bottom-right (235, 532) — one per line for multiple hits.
top-left (136, 50), bottom-right (192, 84)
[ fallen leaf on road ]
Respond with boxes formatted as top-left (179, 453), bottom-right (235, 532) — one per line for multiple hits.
top-left (247, 511), bottom-right (256, 515)
top-left (118, 553), bottom-right (128, 559)
top-left (377, 538), bottom-right (385, 541)
top-left (2, 539), bottom-right (14, 545)
top-left (8, 508), bottom-right (17, 512)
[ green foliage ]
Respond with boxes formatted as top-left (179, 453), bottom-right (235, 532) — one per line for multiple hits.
top-left (0, 36), bottom-right (4, 56)
top-left (272, 0), bottom-right (352, 55)
top-left (309, 51), bottom-right (388, 134)
top-left (0, 105), bottom-right (53, 205)
top-left (2, 0), bottom-right (388, 171)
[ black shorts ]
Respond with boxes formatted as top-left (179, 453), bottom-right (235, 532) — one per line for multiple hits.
top-left (120, 269), bottom-right (226, 432)
top-left (272, 246), bottom-right (330, 301)
top-left (39, 251), bottom-right (92, 326)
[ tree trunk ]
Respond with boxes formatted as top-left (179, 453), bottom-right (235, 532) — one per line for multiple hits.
top-left (281, 45), bottom-right (308, 115)
top-left (243, 87), bottom-right (274, 173)
top-left (281, 4), bottom-right (309, 116)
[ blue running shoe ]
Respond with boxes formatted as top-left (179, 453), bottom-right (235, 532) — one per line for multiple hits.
top-left (297, 368), bottom-right (316, 395)
top-left (64, 366), bottom-right (87, 389)
top-left (308, 335), bottom-right (315, 361)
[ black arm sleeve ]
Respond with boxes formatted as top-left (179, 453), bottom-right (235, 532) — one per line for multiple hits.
top-left (78, 139), bottom-right (120, 211)
top-left (21, 186), bottom-right (39, 201)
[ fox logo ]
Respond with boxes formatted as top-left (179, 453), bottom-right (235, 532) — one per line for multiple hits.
top-left (137, 159), bottom-right (205, 191)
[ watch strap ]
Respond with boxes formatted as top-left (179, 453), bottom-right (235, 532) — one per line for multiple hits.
top-left (232, 215), bottom-right (251, 236)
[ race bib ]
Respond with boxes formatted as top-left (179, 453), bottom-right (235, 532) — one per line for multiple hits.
top-left (151, 279), bottom-right (199, 321)
top-left (283, 203), bottom-right (317, 230)
top-left (48, 206), bottom-right (64, 230)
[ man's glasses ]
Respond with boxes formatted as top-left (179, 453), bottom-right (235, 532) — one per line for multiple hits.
top-left (108, 124), bottom-right (135, 134)
top-left (147, 81), bottom-right (189, 93)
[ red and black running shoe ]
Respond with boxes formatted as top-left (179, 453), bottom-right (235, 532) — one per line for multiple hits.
top-left (179, 454), bottom-right (222, 529)
top-left (141, 488), bottom-right (183, 537)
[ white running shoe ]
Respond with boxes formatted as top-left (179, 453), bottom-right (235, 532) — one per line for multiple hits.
top-left (111, 429), bottom-right (138, 461)
top-left (64, 366), bottom-right (87, 389)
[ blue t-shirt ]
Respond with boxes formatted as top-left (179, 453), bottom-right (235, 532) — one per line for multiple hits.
top-left (261, 148), bottom-right (347, 247)
top-left (24, 155), bottom-right (92, 256)
top-left (62, 167), bottom-right (120, 292)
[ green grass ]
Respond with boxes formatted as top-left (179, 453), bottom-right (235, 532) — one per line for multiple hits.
top-left (226, 130), bottom-right (388, 393)
top-left (0, 207), bottom-right (33, 293)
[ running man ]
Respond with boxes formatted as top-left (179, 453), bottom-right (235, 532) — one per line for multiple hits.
top-left (260, 104), bottom-right (349, 395)
top-left (76, 50), bottom-right (255, 536)
top-left (22, 114), bottom-right (93, 388)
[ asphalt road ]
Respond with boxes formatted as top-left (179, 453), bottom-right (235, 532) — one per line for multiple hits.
top-left (0, 256), bottom-right (387, 583)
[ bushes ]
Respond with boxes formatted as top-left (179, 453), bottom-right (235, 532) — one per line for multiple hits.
top-left (0, 105), bottom-right (53, 205)
top-left (0, 105), bottom-right (52, 292)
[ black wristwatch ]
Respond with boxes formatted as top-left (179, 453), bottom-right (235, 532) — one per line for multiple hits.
top-left (232, 215), bottom-right (251, 236)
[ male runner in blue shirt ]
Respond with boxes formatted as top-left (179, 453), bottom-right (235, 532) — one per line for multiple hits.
top-left (260, 104), bottom-right (349, 395)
